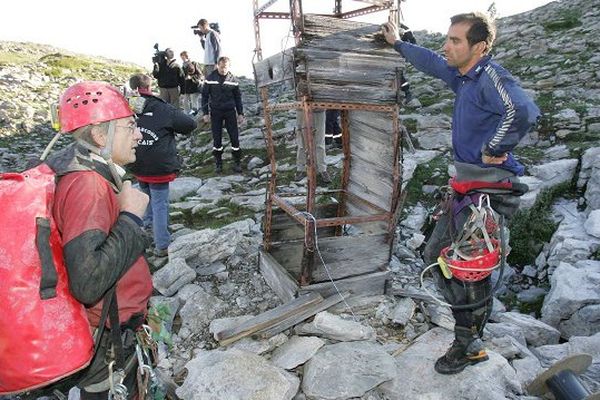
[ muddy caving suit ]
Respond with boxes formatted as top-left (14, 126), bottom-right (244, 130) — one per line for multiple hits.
top-left (392, 40), bottom-right (540, 368)
top-left (46, 144), bottom-right (153, 398)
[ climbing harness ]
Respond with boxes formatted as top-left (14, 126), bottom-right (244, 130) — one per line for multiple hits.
top-left (420, 178), bottom-right (521, 309)
top-left (437, 194), bottom-right (501, 282)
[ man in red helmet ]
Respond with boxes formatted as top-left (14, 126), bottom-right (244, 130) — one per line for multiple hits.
top-left (45, 81), bottom-right (153, 398)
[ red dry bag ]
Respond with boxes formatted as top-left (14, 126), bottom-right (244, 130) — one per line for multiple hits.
top-left (0, 163), bottom-right (94, 395)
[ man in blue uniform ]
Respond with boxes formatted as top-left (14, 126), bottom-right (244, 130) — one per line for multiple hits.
top-left (202, 56), bottom-right (245, 174)
top-left (383, 12), bottom-right (540, 374)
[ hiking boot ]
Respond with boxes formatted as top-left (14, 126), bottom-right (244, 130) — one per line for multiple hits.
top-left (318, 170), bottom-right (332, 185)
top-left (295, 171), bottom-right (306, 181)
top-left (434, 338), bottom-right (489, 375)
top-left (232, 161), bottom-right (242, 173)
top-left (213, 148), bottom-right (224, 174)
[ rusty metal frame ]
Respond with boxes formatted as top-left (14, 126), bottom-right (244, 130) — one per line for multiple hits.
top-left (254, 0), bottom-right (404, 286)
top-left (266, 101), bottom-right (398, 112)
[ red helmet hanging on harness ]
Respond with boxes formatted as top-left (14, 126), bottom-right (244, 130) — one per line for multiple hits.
top-left (438, 191), bottom-right (503, 282)
top-left (58, 81), bottom-right (133, 133)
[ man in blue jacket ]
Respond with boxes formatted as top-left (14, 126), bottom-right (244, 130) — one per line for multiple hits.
top-left (128, 74), bottom-right (197, 257)
top-left (384, 13), bottom-right (540, 374)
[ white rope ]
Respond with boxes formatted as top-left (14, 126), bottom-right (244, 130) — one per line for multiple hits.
top-left (295, 211), bottom-right (358, 321)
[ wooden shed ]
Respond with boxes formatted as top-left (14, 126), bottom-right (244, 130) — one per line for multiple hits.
top-left (253, 0), bottom-right (407, 302)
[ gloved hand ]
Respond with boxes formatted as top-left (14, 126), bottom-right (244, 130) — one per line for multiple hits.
top-left (400, 23), bottom-right (417, 44)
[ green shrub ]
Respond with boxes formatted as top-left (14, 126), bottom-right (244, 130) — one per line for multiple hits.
top-left (508, 182), bottom-right (573, 266)
top-left (542, 10), bottom-right (582, 32)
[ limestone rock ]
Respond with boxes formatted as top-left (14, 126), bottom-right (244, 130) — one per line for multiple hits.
top-left (169, 177), bottom-right (203, 201)
top-left (541, 260), bottom-right (600, 338)
top-left (270, 336), bottom-right (326, 370)
top-left (379, 328), bottom-right (522, 400)
top-left (152, 257), bottom-right (196, 297)
top-left (176, 349), bottom-right (299, 400)
top-left (302, 341), bottom-right (397, 400)
top-left (295, 311), bottom-right (376, 342)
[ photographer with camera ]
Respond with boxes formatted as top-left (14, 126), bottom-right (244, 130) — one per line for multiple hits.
top-left (180, 51), bottom-right (204, 115)
top-left (151, 46), bottom-right (184, 108)
top-left (191, 19), bottom-right (221, 77)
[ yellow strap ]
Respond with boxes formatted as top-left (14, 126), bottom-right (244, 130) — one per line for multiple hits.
top-left (437, 256), bottom-right (453, 279)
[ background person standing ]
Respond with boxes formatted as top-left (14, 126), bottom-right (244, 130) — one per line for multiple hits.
top-left (128, 74), bottom-right (197, 257)
top-left (192, 18), bottom-right (222, 77)
top-left (180, 51), bottom-right (203, 115)
top-left (202, 56), bottom-right (244, 174)
top-left (152, 48), bottom-right (184, 108)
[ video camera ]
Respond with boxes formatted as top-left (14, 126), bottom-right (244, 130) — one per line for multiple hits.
top-left (152, 43), bottom-right (167, 65)
top-left (191, 22), bottom-right (221, 36)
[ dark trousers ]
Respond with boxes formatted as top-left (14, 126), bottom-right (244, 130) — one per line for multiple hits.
top-left (211, 108), bottom-right (240, 150)
top-left (422, 192), bottom-right (518, 338)
top-left (325, 110), bottom-right (341, 136)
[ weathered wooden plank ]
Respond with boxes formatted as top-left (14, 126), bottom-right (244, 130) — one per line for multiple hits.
top-left (311, 235), bottom-right (388, 282)
top-left (350, 138), bottom-right (395, 171)
top-left (298, 270), bottom-right (390, 298)
top-left (256, 291), bottom-right (351, 339)
top-left (269, 234), bottom-right (390, 282)
top-left (269, 204), bottom-right (339, 242)
top-left (295, 48), bottom-right (401, 72)
top-left (270, 241), bottom-right (304, 278)
top-left (215, 291), bottom-right (323, 345)
top-left (259, 249), bottom-right (299, 302)
top-left (344, 202), bottom-right (388, 234)
top-left (348, 109), bottom-right (397, 144)
top-left (296, 82), bottom-right (398, 104)
top-left (348, 177), bottom-right (393, 211)
top-left (300, 15), bottom-right (397, 56)
top-left (254, 51), bottom-right (295, 88)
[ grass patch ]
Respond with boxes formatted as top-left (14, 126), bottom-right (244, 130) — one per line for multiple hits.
top-left (173, 198), bottom-right (255, 230)
top-left (417, 95), bottom-right (438, 108)
top-left (542, 10), bottom-right (582, 32)
top-left (499, 292), bottom-right (546, 318)
top-left (38, 53), bottom-right (142, 81)
top-left (508, 182), bottom-right (573, 267)
top-left (272, 119), bottom-right (287, 131)
top-left (0, 51), bottom-right (35, 65)
top-left (534, 92), bottom-right (556, 139)
top-left (403, 154), bottom-right (451, 209)
top-left (402, 118), bottom-right (417, 134)
top-left (513, 146), bottom-right (545, 164)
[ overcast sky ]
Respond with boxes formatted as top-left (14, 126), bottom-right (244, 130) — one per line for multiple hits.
top-left (1, 0), bottom-right (553, 76)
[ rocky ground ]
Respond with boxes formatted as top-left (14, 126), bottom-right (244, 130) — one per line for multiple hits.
top-left (2, 0), bottom-right (600, 399)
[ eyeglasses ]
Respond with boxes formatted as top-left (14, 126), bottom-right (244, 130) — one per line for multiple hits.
top-left (115, 124), bottom-right (138, 135)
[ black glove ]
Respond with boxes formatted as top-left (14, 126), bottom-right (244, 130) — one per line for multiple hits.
top-left (400, 23), bottom-right (417, 44)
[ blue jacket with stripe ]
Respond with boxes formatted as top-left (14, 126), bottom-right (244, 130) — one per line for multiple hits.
top-left (201, 70), bottom-right (243, 116)
top-left (394, 41), bottom-right (540, 176)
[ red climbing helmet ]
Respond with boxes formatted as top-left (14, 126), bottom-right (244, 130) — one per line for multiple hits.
top-left (58, 81), bottom-right (133, 133)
